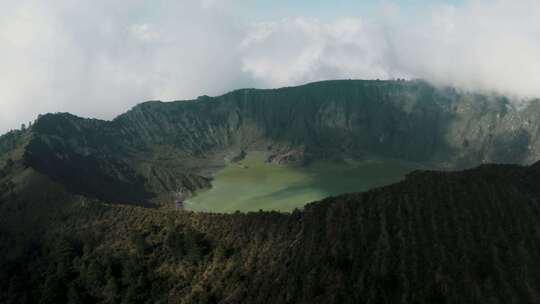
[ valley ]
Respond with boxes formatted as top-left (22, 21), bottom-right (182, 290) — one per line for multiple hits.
top-left (20, 80), bottom-right (540, 207)
top-left (2, 80), bottom-right (540, 303)
top-left (185, 153), bottom-right (416, 212)
top-left (1, 0), bottom-right (538, 302)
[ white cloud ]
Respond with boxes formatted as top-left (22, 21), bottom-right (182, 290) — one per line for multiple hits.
top-left (130, 23), bottom-right (161, 42)
top-left (390, 0), bottom-right (540, 97)
top-left (239, 1), bottom-right (540, 98)
top-left (240, 17), bottom-right (398, 86)
top-left (1, 0), bottom-right (540, 133)
top-left (0, 0), bottom-right (251, 132)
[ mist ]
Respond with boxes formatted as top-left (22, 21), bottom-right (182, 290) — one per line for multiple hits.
top-left (1, 0), bottom-right (539, 133)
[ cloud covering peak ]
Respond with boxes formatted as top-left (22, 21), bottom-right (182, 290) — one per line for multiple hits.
top-left (1, 0), bottom-right (539, 133)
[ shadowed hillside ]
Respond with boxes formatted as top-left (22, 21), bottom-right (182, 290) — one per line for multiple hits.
top-left (8, 80), bottom-right (540, 205)
top-left (1, 158), bottom-right (540, 303)
top-left (2, 80), bottom-right (540, 303)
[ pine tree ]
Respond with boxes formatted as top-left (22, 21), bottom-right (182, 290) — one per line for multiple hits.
top-left (67, 285), bottom-right (84, 304)
top-left (103, 277), bottom-right (119, 304)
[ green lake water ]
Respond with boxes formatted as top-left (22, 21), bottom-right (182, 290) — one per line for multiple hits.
top-left (184, 153), bottom-right (416, 213)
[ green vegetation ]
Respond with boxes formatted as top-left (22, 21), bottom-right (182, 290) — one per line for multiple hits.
top-left (2, 161), bottom-right (540, 303)
top-left (19, 80), bottom-right (540, 205)
top-left (186, 153), bottom-right (415, 212)
top-left (2, 80), bottom-right (540, 303)
top-left (0, 128), bottom-right (30, 168)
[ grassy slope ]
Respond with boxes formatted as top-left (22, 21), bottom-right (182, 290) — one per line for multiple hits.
top-left (0, 129), bottom-right (31, 168)
top-left (20, 80), bottom-right (540, 206)
top-left (1, 161), bottom-right (540, 303)
top-left (2, 80), bottom-right (540, 302)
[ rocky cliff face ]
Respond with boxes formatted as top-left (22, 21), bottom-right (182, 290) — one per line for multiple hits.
top-left (6, 79), bottom-right (540, 205)
top-left (3, 79), bottom-right (540, 303)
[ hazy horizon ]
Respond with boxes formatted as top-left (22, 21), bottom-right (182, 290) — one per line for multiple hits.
top-left (2, 0), bottom-right (540, 133)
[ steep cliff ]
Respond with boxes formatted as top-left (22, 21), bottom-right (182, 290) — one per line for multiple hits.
top-left (6, 79), bottom-right (540, 205)
top-left (2, 79), bottom-right (540, 303)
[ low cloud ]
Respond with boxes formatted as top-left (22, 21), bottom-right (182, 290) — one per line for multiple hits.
top-left (240, 18), bottom-right (395, 86)
top-left (388, 0), bottom-right (540, 97)
top-left (0, 0), bottom-right (251, 132)
top-left (1, 0), bottom-right (539, 133)
top-left (241, 1), bottom-right (540, 97)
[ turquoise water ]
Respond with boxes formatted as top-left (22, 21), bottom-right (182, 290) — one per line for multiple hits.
top-left (185, 153), bottom-right (415, 213)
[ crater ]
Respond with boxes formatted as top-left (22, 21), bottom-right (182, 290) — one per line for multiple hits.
top-left (184, 152), bottom-right (417, 212)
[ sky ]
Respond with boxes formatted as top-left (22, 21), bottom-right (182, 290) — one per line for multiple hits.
top-left (1, 0), bottom-right (539, 133)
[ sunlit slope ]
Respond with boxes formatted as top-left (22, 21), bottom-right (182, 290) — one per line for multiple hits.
top-left (185, 153), bottom-right (415, 212)
top-left (4, 79), bottom-right (540, 206)
top-left (2, 154), bottom-right (540, 303)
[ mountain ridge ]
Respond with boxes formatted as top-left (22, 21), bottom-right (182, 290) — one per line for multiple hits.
top-left (2, 79), bottom-right (539, 206)
top-left (2, 151), bottom-right (540, 303)
top-left (2, 79), bottom-right (540, 302)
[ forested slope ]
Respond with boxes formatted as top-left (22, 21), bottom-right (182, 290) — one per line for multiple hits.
top-left (7, 80), bottom-right (540, 206)
top-left (2, 80), bottom-right (540, 303)
top-left (1, 161), bottom-right (540, 303)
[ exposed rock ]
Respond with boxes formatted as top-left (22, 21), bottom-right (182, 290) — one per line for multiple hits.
top-left (3, 156), bottom-right (540, 303)
top-left (2, 80), bottom-right (540, 303)
top-left (230, 150), bottom-right (247, 163)
top-left (3, 79), bottom-right (540, 205)
top-left (267, 147), bottom-right (306, 165)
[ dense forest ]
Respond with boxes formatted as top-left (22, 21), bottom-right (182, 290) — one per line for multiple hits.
top-left (2, 80), bottom-right (540, 303)
top-left (22, 80), bottom-right (540, 206)
top-left (2, 160), bottom-right (540, 303)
